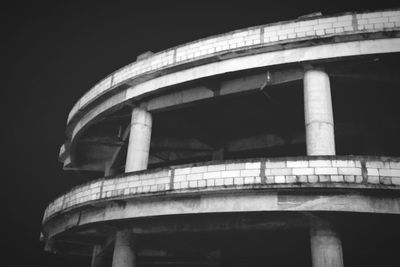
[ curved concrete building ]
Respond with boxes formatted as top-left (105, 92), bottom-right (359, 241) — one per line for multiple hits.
top-left (42, 9), bottom-right (400, 267)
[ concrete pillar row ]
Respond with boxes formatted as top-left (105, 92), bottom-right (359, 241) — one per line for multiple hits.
top-left (304, 68), bottom-right (336, 156)
top-left (111, 106), bottom-right (152, 267)
top-left (310, 220), bottom-right (343, 267)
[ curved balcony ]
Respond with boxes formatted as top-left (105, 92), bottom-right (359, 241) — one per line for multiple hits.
top-left (43, 156), bottom-right (400, 227)
top-left (68, 10), bottom-right (400, 124)
top-left (62, 10), bottom-right (400, 165)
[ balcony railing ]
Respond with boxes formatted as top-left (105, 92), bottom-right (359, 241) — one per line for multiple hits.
top-left (67, 10), bottom-right (400, 124)
top-left (43, 155), bottom-right (400, 223)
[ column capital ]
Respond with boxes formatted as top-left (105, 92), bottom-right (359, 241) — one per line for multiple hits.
top-left (302, 63), bottom-right (327, 72)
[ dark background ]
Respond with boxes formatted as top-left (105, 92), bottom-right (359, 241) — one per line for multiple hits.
top-left (1, 1), bottom-right (398, 266)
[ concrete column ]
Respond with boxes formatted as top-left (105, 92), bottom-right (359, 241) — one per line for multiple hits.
top-left (112, 230), bottom-right (135, 267)
top-left (304, 68), bottom-right (335, 155)
top-left (125, 106), bottom-right (152, 172)
top-left (91, 245), bottom-right (103, 267)
top-left (112, 107), bottom-right (151, 267)
top-left (310, 220), bottom-right (343, 267)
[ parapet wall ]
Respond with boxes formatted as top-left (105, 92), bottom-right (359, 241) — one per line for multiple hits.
top-left (67, 9), bottom-right (400, 124)
top-left (43, 156), bottom-right (400, 223)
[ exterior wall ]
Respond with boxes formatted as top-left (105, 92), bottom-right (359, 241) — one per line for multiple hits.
top-left (43, 156), bottom-right (400, 223)
top-left (67, 10), bottom-right (400, 123)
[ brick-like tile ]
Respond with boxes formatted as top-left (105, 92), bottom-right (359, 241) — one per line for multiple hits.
top-left (270, 168), bottom-right (292, 175)
top-left (331, 175), bottom-right (344, 182)
top-left (309, 160), bottom-right (332, 167)
top-left (292, 168), bottom-right (314, 175)
top-left (308, 175), bottom-right (318, 183)
top-left (286, 160), bottom-right (309, 168)
top-left (275, 176), bottom-right (286, 183)
top-left (338, 167), bottom-right (362, 176)
top-left (245, 162), bottom-right (261, 169)
top-left (368, 176), bottom-right (380, 184)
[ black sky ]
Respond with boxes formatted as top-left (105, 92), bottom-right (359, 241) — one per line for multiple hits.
top-left (1, 1), bottom-right (398, 266)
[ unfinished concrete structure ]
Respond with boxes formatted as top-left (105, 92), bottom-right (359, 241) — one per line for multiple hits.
top-left (42, 9), bottom-right (400, 267)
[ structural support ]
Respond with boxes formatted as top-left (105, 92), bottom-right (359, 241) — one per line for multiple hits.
top-left (112, 230), bottom-right (135, 267)
top-left (304, 68), bottom-right (335, 155)
top-left (91, 245), bottom-right (104, 267)
top-left (111, 106), bottom-right (152, 267)
top-left (305, 69), bottom-right (341, 266)
top-left (310, 220), bottom-right (343, 267)
top-left (125, 106), bottom-right (153, 172)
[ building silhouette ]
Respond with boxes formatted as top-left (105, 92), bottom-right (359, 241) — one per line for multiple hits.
top-left (42, 8), bottom-right (400, 267)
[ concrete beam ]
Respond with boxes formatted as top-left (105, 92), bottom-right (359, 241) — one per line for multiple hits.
top-left (92, 233), bottom-right (117, 259)
top-left (108, 124), bottom-right (131, 172)
top-left (149, 150), bottom-right (209, 164)
top-left (78, 137), bottom-right (125, 146)
top-left (148, 133), bottom-right (301, 164)
top-left (226, 134), bottom-right (286, 152)
top-left (220, 68), bottom-right (304, 96)
top-left (151, 137), bottom-right (213, 152)
top-left (330, 73), bottom-right (400, 84)
top-left (147, 68), bottom-right (304, 113)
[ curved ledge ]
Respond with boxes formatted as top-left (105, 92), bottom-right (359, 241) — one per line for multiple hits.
top-left (43, 156), bottom-right (400, 224)
top-left (66, 37), bottom-right (400, 154)
top-left (67, 9), bottom-right (400, 124)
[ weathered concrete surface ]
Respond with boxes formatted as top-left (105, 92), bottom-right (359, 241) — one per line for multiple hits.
top-left (125, 107), bottom-right (152, 172)
top-left (304, 68), bottom-right (335, 156)
top-left (112, 230), bottom-right (135, 267)
top-left (310, 220), bottom-right (343, 267)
